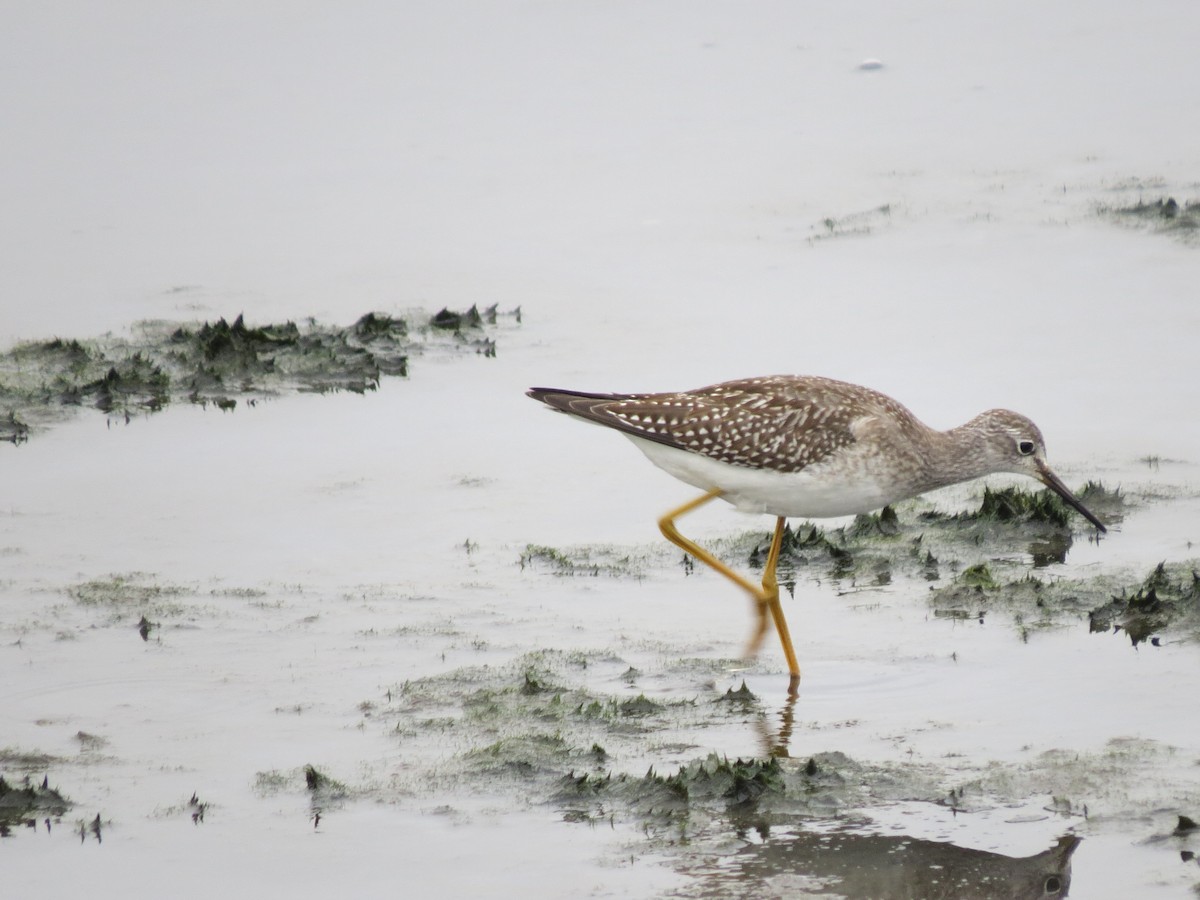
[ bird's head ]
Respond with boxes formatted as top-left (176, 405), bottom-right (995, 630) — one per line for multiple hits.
top-left (969, 409), bottom-right (1106, 533)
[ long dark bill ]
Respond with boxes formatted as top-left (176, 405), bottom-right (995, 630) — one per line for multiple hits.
top-left (1037, 462), bottom-right (1107, 533)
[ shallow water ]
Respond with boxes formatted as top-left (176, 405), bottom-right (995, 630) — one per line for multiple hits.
top-left (2, 337), bottom-right (1198, 897)
top-left (4, 2), bottom-right (1200, 897)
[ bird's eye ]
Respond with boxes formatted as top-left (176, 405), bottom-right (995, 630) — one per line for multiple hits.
top-left (1043, 874), bottom-right (1062, 894)
top-left (1018, 440), bottom-right (1036, 456)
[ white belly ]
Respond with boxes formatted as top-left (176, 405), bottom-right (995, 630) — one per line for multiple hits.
top-left (626, 435), bottom-right (897, 519)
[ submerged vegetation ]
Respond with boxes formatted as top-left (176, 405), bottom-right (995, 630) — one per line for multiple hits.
top-left (737, 483), bottom-right (1122, 590)
top-left (810, 203), bottom-right (894, 242)
top-left (383, 652), bottom-right (883, 831)
top-left (1099, 193), bottom-right (1200, 243)
top-left (519, 483), bottom-right (1199, 646)
top-left (0, 306), bottom-right (517, 442)
top-left (378, 650), bottom-right (1106, 894)
top-left (1089, 562), bottom-right (1200, 646)
top-left (927, 558), bottom-right (1200, 645)
top-left (0, 774), bottom-right (71, 836)
top-left (519, 544), bottom-right (648, 578)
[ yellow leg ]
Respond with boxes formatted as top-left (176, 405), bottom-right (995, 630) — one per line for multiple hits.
top-left (762, 517), bottom-right (802, 693)
top-left (657, 490), bottom-right (801, 683)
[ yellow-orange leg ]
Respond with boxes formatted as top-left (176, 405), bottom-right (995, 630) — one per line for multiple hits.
top-left (657, 489), bottom-right (801, 684)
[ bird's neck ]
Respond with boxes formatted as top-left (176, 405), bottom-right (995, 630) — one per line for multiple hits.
top-left (923, 420), bottom-right (997, 490)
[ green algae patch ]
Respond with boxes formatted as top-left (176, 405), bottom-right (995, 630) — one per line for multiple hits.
top-left (846, 504), bottom-right (904, 538)
top-left (366, 644), bottom-right (1196, 890)
top-left (68, 572), bottom-right (188, 608)
top-left (380, 652), bottom-right (922, 835)
top-left (810, 203), bottom-right (894, 242)
top-left (0, 411), bottom-right (29, 444)
top-left (928, 573), bottom-right (1065, 632)
top-left (515, 483), bottom-right (1193, 647)
top-left (729, 484), bottom-right (1122, 590)
top-left (715, 681), bottom-right (759, 711)
top-left (1088, 562), bottom-right (1200, 645)
top-left (378, 648), bottom-right (1069, 856)
top-left (518, 544), bottom-right (649, 579)
top-left (152, 792), bottom-right (209, 825)
top-left (555, 754), bottom-right (790, 829)
top-left (973, 485), bottom-right (1072, 527)
top-left (466, 734), bottom-right (576, 780)
top-left (253, 765), bottom-right (351, 825)
top-left (304, 764), bottom-right (350, 804)
top-left (384, 653), bottom-right (740, 790)
top-left (920, 482), bottom-right (1124, 551)
top-left (65, 572), bottom-right (195, 627)
top-left (926, 560), bottom-right (1200, 644)
top-left (750, 521), bottom-right (855, 579)
top-left (0, 774), bottom-right (72, 834)
top-left (58, 573), bottom-right (275, 636)
top-left (1100, 194), bottom-right (1200, 244)
top-left (693, 483), bottom-right (1200, 646)
top-left (959, 563), bottom-right (1000, 590)
top-left (0, 748), bottom-right (65, 770)
top-left (0, 306), bottom-right (517, 441)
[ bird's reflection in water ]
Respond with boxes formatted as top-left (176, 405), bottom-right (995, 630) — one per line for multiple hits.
top-left (734, 687), bottom-right (1079, 897)
top-left (704, 828), bottom-right (1080, 899)
top-left (749, 680), bottom-right (799, 758)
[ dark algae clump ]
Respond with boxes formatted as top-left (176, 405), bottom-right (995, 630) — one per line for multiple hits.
top-left (1101, 193), bottom-right (1200, 243)
top-left (736, 484), bottom-right (1121, 589)
top-left (0, 774), bottom-right (72, 836)
top-left (0, 306), bottom-right (517, 442)
top-left (1089, 562), bottom-right (1200, 646)
top-left (0, 411), bottom-right (29, 444)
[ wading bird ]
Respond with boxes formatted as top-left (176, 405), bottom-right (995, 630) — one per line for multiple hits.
top-left (528, 375), bottom-right (1105, 687)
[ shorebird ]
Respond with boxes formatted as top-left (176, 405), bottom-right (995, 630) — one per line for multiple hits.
top-left (528, 375), bottom-right (1105, 686)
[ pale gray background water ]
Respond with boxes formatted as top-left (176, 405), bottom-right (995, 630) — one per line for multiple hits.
top-left (3, 2), bottom-right (1198, 897)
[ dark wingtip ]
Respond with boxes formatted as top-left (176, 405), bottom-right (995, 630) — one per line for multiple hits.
top-left (528, 387), bottom-right (581, 414)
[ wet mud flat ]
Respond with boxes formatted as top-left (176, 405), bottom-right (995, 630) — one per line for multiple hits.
top-left (380, 486), bottom-right (1200, 897)
top-left (2, 316), bottom-right (1199, 897)
top-left (7, 484), bottom-right (1189, 894)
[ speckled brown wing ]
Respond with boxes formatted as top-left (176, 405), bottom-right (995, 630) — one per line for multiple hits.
top-left (528, 376), bottom-right (892, 474)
